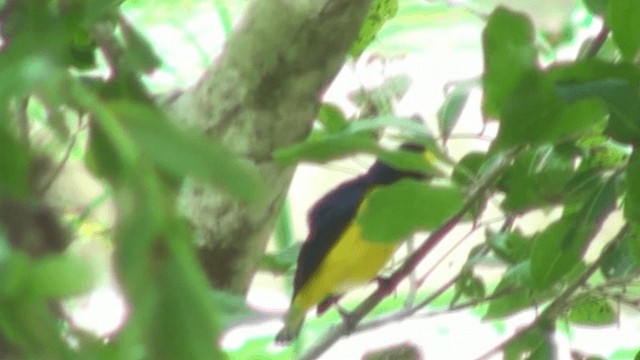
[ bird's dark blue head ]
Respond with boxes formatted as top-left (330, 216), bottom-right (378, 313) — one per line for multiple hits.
top-left (365, 143), bottom-right (428, 186)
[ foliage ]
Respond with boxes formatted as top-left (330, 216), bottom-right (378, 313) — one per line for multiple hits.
top-left (2, 0), bottom-right (640, 360)
top-left (268, 1), bottom-right (640, 360)
top-left (0, 0), bottom-right (258, 359)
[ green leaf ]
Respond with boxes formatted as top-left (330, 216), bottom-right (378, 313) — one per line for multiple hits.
top-left (585, 0), bottom-right (609, 15)
top-left (29, 254), bottom-right (96, 298)
top-left (455, 270), bottom-right (485, 302)
top-left (494, 73), bottom-right (608, 151)
top-left (488, 230), bottom-right (531, 264)
top-left (119, 16), bottom-right (161, 73)
top-left (85, 118), bottom-right (128, 184)
top-left (482, 6), bottom-right (537, 118)
top-left (484, 261), bottom-right (536, 319)
top-left (111, 101), bottom-right (262, 201)
top-left (608, 0), bottom-right (640, 60)
top-left (625, 150), bottom-right (640, 223)
top-left (504, 324), bottom-right (555, 360)
top-left (499, 147), bottom-right (576, 211)
top-left (153, 231), bottom-right (223, 360)
top-left (530, 218), bottom-right (587, 290)
top-left (0, 128), bottom-right (31, 198)
top-left (357, 179), bottom-right (463, 243)
top-left (556, 78), bottom-right (640, 143)
top-left (437, 80), bottom-right (474, 142)
top-left (350, 0), bottom-right (399, 58)
top-left (600, 227), bottom-right (640, 278)
top-left (275, 126), bottom-right (441, 176)
top-left (273, 132), bottom-right (379, 164)
top-left (452, 152), bottom-right (486, 187)
top-left (547, 59), bottom-right (640, 86)
top-left (566, 294), bottom-right (616, 326)
top-left (0, 253), bottom-right (30, 298)
top-left (260, 242), bottom-right (301, 274)
top-left (113, 175), bottom-right (167, 295)
top-left (317, 103), bottom-right (348, 133)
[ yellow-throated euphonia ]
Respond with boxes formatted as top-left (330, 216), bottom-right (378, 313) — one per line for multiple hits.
top-left (275, 143), bottom-right (428, 344)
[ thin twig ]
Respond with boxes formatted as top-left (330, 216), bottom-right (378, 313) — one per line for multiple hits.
top-left (583, 22), bottom-right (610, 60)
top-left (38, 115), bottom-right (84, 195)
top-left (414, 222), bottom-right (479, 289)
top-left (17, 97), bottom-right (30, 148)
top-left (474, 244), bottom-right (610, 360)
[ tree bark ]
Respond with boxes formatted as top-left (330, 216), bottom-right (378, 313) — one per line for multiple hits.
top-left (167, 0), bottom-right (373, 295)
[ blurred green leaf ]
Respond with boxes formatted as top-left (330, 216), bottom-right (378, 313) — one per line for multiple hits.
top-left (85, 118), bottom-right (128, 184)
top-left (493, 73), bottom-right (608, 151)
top-left (29, 254), bottom-right (96, 298)
top-left (585, 0), bottom-right (609, 15)
top-left (482, 6), bottom-right (537, 118)
top-left (260, 242), bottom-right (301, 274)
top-left (111, 101), bottom-right (262, 201)
top-left (452, 152), bottom-right (486, 187)
top-left (625, 150), bottom-right (640, 223)
top-left (566, 294), bottom-right (616, 326)
top-left (0, 128), bottom-right (31, 199)
top-left (273, 132), bottom-right (379, 164)
top-left (608, 0), bottom-right (640, 60)
top-left (0, 253), bottom-right (30, 298)
top-left (488, 230), bottom-right (531, 264)
top-left (453, 269), bottom-right (485, 304)
top-left (499, 147), bottom-right (576, 211)
top-left (357, 179), bottom-right (463, 243)
top-left (153, 229), bottom-right (223, 360)
top-left (530, 220), bottom-right (579, 289)
top-left (274, 200), bottom-right (294, 249)
top-left (504, 324), bottom-right (555, 360)
top-left (556, 78), bottom-right (640, 144)
top-left (484, 261), bottom-right (536, 319)
top-left (351, 0), bottom-right (399, 58)
top-left (437, 80), bottom-right (474, 143)
top-left (547, 59), bottom-right (640, 85)
top-left (317, 103), bottom-right (348, 133)
top-left (227, 336), bottom-right (292, 360)
top-left (119, 16), bottom-right (161, 73)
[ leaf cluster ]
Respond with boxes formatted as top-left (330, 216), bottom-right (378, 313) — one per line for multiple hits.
top-left (0, 0), bottom-right (260, 359)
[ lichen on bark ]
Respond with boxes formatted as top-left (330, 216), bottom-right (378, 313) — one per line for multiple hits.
top-left (168, 0), bottom-right (373, 295)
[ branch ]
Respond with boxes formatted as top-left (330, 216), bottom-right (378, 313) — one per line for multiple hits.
top-left (299, 148), bottom-right (521, 360)
top-left (167, 0), bottom-right (376, 294)
top-left (37, 115), bottom-right (84, 196)
top-left (474, 240), bottom-right (612, 360)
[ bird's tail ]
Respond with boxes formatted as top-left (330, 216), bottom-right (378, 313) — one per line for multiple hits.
top-left (275, 305), bottom-right (305, 344)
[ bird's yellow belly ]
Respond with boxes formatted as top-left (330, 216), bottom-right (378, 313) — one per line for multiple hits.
top-left (293, 223), bottom-right (398, 311)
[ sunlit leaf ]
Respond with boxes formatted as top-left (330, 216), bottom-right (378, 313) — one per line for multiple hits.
top-left (484, 261), bottom-right (536, 319)
top-left (437, 80), bottom-right (474, 143)
top-left (482, 6), bottom-right (537, 118)
top-left (358, 179), bottom-right (463, 243)
top-left (566, 294), bottom-right (616, 326)
top-left (317, 103), bottom-right (348, 133)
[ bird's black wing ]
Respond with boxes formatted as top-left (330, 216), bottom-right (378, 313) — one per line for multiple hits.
top-left (292, 177), bottom-right (368, 294)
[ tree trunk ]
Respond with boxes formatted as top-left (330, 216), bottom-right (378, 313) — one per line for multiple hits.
top-left (167, 0), bottom-right (373, 295)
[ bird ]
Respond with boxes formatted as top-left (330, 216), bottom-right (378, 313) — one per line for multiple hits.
top-left (275, 143), bottom-right (429, 344)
